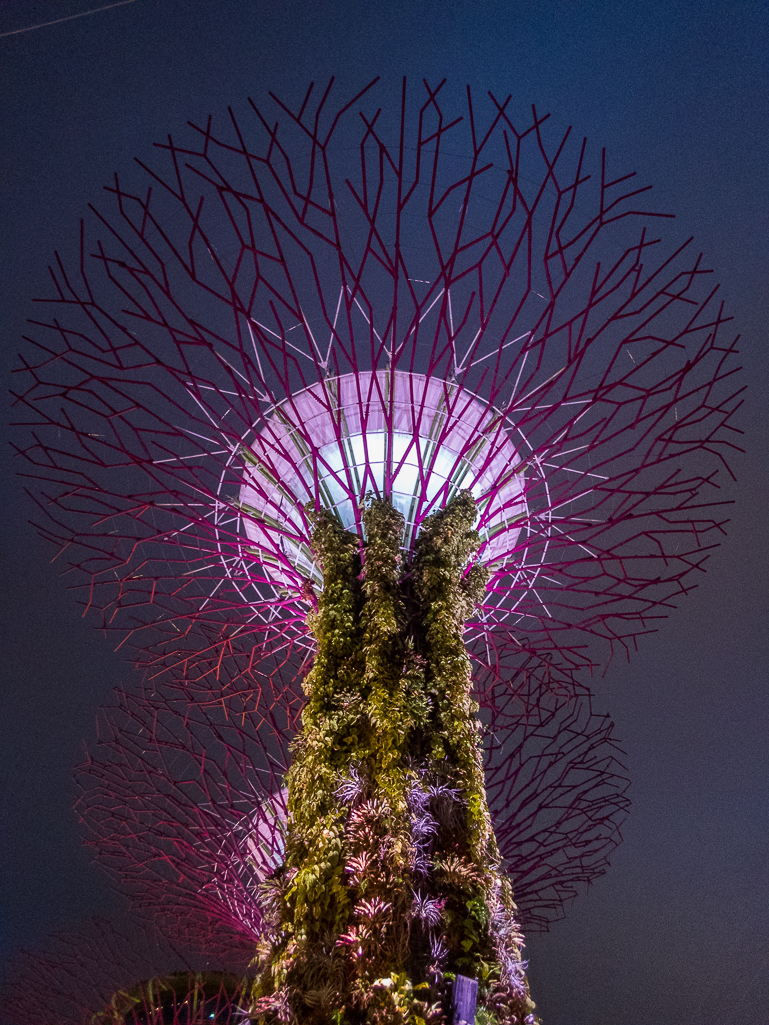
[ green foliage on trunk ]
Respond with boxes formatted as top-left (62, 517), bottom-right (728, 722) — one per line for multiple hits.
top-left (252, 493), bottom-right (537, 1025)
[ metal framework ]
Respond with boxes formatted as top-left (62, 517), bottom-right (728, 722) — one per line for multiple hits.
top-left (13, 77), bottom-right (742, 698)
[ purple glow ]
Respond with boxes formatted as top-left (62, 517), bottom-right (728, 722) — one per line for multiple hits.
top-left (238, 370), bottom-right (525, 586)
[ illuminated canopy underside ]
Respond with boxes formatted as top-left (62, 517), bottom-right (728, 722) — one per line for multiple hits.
top-left (238, 370), bottom-right (526, 586)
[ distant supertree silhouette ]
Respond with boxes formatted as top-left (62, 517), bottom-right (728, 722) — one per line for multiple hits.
top-left (12, 79), bottom-right (741, 1024)
top-left (0, 916), bottom-right (252, 1025)
top-left (75, 670), bottom-right (628, 940)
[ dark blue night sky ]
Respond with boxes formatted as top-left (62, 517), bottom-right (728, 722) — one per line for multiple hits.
top-left (1, 2), bottom-right (767, 1023)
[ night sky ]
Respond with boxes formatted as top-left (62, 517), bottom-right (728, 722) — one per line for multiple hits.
top-left (1, 2), bottom-right (767, 1023)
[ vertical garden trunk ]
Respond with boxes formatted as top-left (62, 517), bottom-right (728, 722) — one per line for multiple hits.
top-left (253, 493), bottom-right (537, 1025)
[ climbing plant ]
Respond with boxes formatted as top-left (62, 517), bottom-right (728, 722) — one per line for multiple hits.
top-left (252, 492), bottom-right (538, 1025)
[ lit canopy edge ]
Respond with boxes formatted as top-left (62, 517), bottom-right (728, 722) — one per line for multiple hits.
top-left (237, 371), bottom-right (526, 588)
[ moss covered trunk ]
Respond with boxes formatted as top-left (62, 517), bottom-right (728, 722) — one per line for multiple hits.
top-left (253, 493), bottom-right (537, 1025)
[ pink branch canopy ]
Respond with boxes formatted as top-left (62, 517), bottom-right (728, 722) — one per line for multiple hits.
top-left (12, 78), bottom-right (742, 694)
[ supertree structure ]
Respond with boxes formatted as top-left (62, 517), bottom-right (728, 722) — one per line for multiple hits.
top-left (12, 79), bottom-right (742, 1025)
top-left (0, 916), bottom-right (253, 1025)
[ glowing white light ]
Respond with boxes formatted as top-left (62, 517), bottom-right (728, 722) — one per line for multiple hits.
top-left (238, 372), bottom-right (526, 587)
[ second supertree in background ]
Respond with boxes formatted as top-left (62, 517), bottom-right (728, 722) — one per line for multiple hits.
top-left (0, 916), bottom-right (253, 1025)
top-left (75, 585), bottom-right (628, 958)
top-left (13, 79), bottom-right (742, 1024)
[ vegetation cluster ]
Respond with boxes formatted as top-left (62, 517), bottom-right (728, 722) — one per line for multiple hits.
top-left (251, 493), bottom-right (537, 1025)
